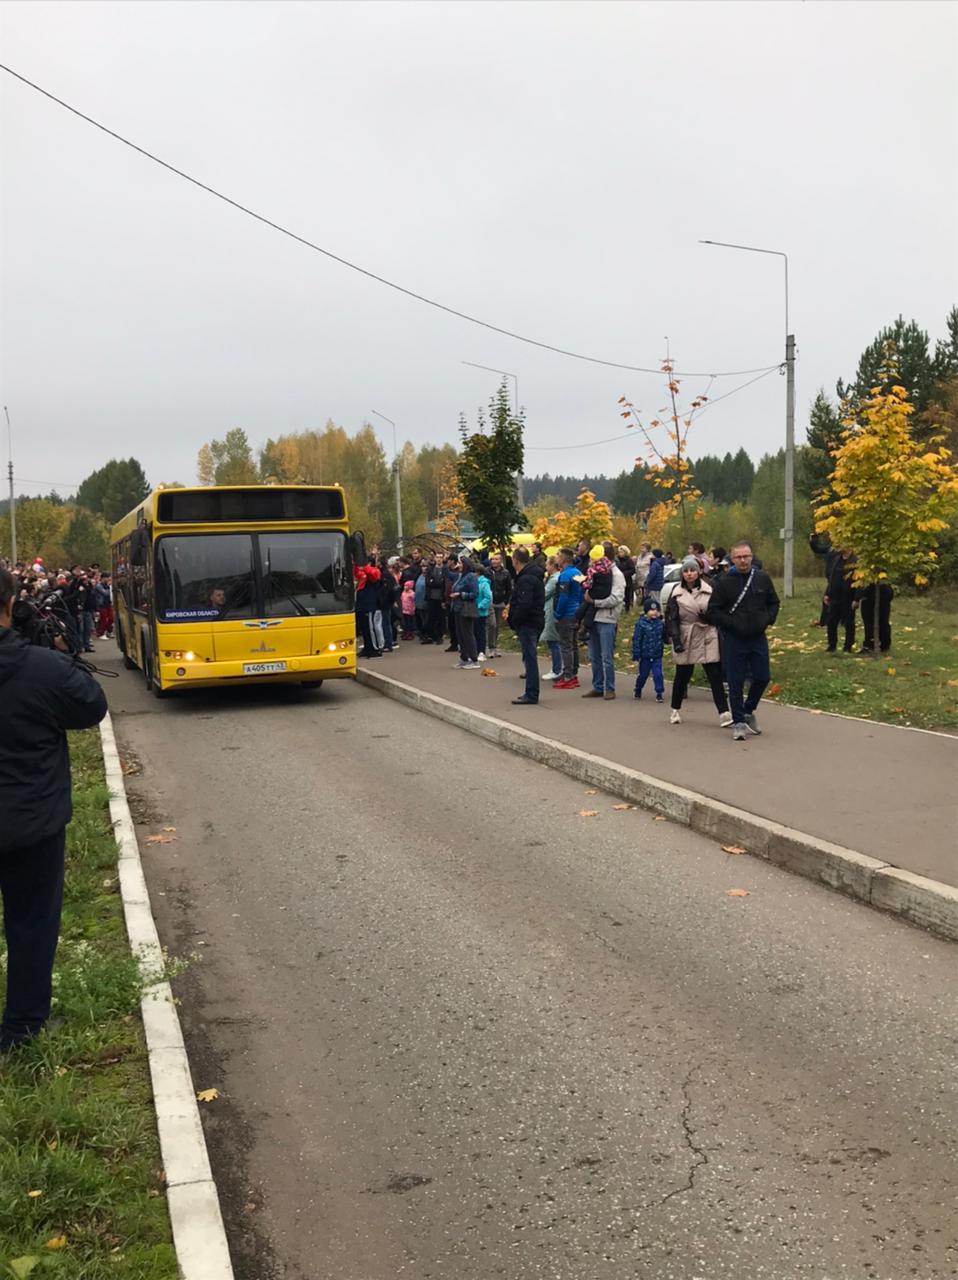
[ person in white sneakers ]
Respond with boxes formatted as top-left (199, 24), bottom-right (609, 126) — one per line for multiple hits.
top-left (664, 556), bottom-right (733, 727)
top-left (539, 555), bottom-right (562, 681)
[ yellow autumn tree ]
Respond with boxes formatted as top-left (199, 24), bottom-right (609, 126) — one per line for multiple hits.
top-left (814, 367), bottom-right (958, 641)
top-left (531, 488), bottom-right (613, 549)
top-left (435, 461), bottom-right (468, 540)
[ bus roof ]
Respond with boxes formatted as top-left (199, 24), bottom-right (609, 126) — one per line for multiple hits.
top-left (110, 484), bottom-right (348, 542)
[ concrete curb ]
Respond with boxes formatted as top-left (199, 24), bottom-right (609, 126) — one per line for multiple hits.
top-left (356, 669), bottom-right (958, 944)
top-left (99, 712), bottom-right (235, 1279)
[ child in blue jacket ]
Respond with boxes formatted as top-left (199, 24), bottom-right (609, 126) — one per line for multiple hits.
top-left (631, 598), bottom-right (665, 700)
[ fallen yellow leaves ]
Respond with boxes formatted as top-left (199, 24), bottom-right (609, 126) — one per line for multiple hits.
top-left (145, 831), bottom-right (177, 845)
top-left (584, 789), bottom-right (598, 795)
top-left (27, 1189), bottom-right (43, 1198)
top-left (725, 888), bottom-right (751, 898)
top-left (722, 845), bottom-right (747, 855)
top-left (577, 810), bottom-right (599, 818)
top-left (480, 668), bottom-right (497, 677)
top-left (196, 1087), bottom-right (220, 1103)
top-left (45, 1237), bottom-right (67, 1250)
top-left (886, 667), bottom-right (897, 676)
top-left (653, 815), bottom-right (667, 821)
top-left (611, 803), bottom-right (637, 811)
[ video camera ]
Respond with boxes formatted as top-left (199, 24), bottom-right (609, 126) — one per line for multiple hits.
top-left (10, 590), bottom-right (81, 653)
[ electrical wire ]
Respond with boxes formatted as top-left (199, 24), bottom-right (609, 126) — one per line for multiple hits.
top-left (1, 63), bottom-right (782, 381)
top-left (524, 363), bottom-right (783, 450)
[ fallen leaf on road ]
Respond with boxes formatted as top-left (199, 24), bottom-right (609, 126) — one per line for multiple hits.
top-left (653, 815), bottom-right (667, 821)
top-left (611, 804), bottom-right (636, 811)
top-left (196, 1088), bottom-right (220, 1103)
top-left (808, 709), bottom-right (823, 715)
top-left (577, 810), bottom-right (599, 818)
top-left (725, 888), bottom-right (750, 897)
top-left (45, 1237), bottom-right (67, 1250)
top-left (145, 834), bottom-right (177, 845)
top-left (584, 789), bottom-right (598, 795)
top-left (480, 668), bottom-right (497, 677)
top-left (722, 845), bottom-right (747, 855)
top-left (162, 826), bottom-right (177, 833)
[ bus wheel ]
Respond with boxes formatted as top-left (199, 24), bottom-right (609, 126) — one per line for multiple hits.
top-left (143, 635), bottom-right (168, 699)
top-left (301, 680), bottom-right (323, 690)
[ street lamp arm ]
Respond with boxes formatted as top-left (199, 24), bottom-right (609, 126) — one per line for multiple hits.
top-left (698, 240), bottom-right (789, 337)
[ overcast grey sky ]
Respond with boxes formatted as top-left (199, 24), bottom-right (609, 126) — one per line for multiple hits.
top-left (1, 0), bottom-right (956, 498)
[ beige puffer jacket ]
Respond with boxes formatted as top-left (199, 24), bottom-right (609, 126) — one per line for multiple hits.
top-left (669, 581), bottom-right (721, 665)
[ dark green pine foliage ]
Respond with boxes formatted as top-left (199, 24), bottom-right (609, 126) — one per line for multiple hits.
top-left (457, 381), bottom-right (527, 550)
top-left (75, 458), bottom-right (150, 524)
top-left (837, 315), bottom-right (936, 415)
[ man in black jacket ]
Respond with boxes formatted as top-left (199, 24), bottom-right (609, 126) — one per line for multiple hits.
top-left (0, 568), bottom-right (108, 1051)
top-left (508, 548), bottom-right (545, 706)
top-left (809, 534), bottom-right (857, 652)
top-left (706, 541), bottom-right (780, 741)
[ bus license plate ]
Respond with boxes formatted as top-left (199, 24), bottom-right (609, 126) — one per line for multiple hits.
top-left (243, 661), bottom-right (288, 675)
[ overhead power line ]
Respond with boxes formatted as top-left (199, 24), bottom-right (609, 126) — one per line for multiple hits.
top-left (524, 363), bottom-right (782, 450)
top-left (1, 63), bottom-right (781, 380)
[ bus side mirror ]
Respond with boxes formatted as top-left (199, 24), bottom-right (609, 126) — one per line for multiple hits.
top-left (349, 531), bottom-right (366, 566)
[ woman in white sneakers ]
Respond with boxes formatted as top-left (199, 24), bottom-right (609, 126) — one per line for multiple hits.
top-left (665, 556), bottom-right (732, 727)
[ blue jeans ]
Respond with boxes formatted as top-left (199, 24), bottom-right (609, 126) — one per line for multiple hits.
top-left (81, 611), bottom-right (94, 648)
top-left (724, 633), bottom-right (770, 723)
top-left (546, 640), bottom-right (562, 675)
top-left (381, 608), bottom-right (394, 650)
top-left (517, 625), bottom-right (541, 701)
top-left (634, 656), bottom-right (664, 696)
top-left (588, 623), bottom-right (617, 692)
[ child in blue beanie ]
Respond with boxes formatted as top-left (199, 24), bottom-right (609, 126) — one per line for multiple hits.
top-left (631, 597), bottom-right (665, 700)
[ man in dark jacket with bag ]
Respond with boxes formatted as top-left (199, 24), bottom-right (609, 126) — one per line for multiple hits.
top-left (706, 541), bottom-right (780, 741)
top-left (508, 548), bottom-right (545, 706)
top-left (0, 568), bottom-right (108, 1051)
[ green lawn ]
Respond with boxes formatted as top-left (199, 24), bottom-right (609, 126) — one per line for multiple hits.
top-left (0, 732), bottom-right (177, 1280)
top-left (501, 577), bottom-right (958, 730)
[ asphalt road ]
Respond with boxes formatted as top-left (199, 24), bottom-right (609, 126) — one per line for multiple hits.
top-left (99, 649), bottom-right (958, 1280)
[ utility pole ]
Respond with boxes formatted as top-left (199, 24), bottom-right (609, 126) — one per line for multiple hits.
top-left (371, 411), bottom-right (403, 551)
top-left (784, 333), bottom-right (796, 598)
top-left (3, 406), bottom-right (16, 565)
top-left (699, 240), bottom-right (795, 597)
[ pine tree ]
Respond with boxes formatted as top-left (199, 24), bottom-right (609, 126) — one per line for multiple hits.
top-left (457, 381), bottom-right (526, 551)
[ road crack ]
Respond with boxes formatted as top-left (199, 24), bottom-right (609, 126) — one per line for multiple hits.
top-left (623, 1063), bottom-right (708, 1215)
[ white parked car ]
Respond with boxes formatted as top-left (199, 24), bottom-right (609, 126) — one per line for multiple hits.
top-left (659, 562), bottom-right (683, 613)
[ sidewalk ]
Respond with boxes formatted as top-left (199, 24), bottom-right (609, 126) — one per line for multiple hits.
top-left (365, 643), bottom-right (958, 890)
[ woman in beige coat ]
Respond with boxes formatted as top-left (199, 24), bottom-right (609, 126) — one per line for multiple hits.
top-left (665, 557), bottom-right (733, 726)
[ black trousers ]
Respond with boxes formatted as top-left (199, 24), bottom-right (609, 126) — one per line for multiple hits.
top-left (826, 596), bottom-right (856, 651)
top-left (859, 584), bottom-right (893, 652)
top-left (1, 829), bottom-right (66, 1048)
top-left (670, 661), bottom-right (728, 713)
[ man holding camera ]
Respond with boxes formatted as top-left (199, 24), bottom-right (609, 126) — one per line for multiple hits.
top-left (0, 568), bottom-right (108, 1052)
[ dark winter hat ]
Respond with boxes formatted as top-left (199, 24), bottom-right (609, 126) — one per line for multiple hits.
top-left (643, 597), bottom-right (661, 612)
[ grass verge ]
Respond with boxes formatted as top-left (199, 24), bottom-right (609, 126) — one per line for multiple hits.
top-left (0, 730), bottom-right (177, 1280)
top-left (499, 577), bottom-right (958, 730)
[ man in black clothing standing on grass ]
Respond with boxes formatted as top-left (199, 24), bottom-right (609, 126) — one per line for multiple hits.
top-left (0, 568), bottom-right (108, 1052)
top-left (706, 541), bottom-right (780, 742)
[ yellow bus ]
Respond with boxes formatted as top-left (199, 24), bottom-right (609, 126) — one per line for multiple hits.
top-left (111, 485), bottom-right (363, 697)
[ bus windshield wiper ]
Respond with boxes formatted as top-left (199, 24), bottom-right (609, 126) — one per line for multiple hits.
top-left (263, 558), bottom-right (310, 617)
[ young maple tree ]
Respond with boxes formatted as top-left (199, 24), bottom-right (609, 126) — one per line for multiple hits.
top-left (814, 366), bottom-right (958, 644)
top-left (617, 360), bottom-right (706, 542)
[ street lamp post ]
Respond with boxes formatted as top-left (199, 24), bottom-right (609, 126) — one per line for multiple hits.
top-left (3, 406), bottom-right (16, 565)
top-left (462, 361), bottom-right (523, 507)
top-left (371, 410), bottom-right (403, 552)
top-left (699, 240), bottom-right (795, 598)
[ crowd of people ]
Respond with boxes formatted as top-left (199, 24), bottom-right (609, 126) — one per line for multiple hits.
top-left (0, 558), bottom-right (114, 653)
top-left (354, 537), bottom-right (780, 741)
top-left (808, 534), bottom-right (893, 655)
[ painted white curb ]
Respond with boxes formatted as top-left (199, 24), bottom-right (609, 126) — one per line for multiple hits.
top-left (356, 668), bottom-right (958, 944)
top-left (99, 712), bottom-right (235, 1280)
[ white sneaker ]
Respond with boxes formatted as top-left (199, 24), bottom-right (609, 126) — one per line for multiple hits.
top-left (542, 671), bottom-right (558, 681)
top-left (477, 652), bottom-right (486, 662)
top-left (462, 661), bottom-right (480, 669)
top-left (719, 711), bottom-right (733, 727)
top-left (669, 709), bottom-right (682, 724)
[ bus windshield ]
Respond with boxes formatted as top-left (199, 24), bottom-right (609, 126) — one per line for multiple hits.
top-left (155, 531), bottom-right (350, 621)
